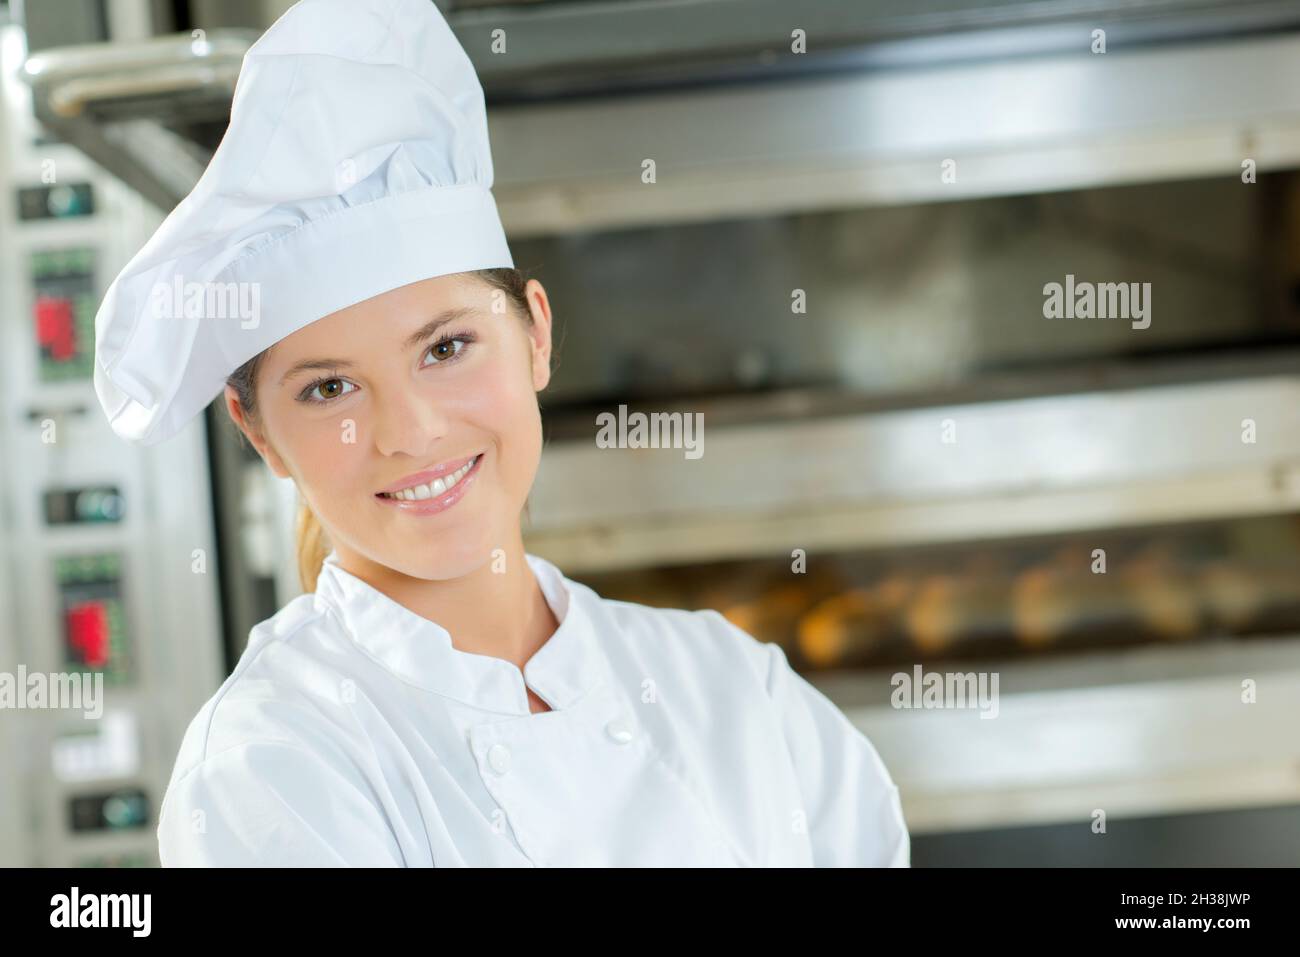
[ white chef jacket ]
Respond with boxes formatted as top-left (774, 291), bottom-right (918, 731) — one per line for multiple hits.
top-left (157, 550), bottom-right (909, 867)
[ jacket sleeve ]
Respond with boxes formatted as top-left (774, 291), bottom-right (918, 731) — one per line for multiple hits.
top-left (706, 610), bottom-right (910, 867)
top-left (157, 739), bottom-right (406, 867)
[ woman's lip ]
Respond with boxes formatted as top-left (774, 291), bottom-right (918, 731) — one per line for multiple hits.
top-left (375, 452), bottom-right (481, 495)
top-left (374, 453), bottom-right (483, 516)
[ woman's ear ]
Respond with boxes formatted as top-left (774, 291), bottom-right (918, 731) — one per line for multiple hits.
top-left (523, 278), bottom-right (554, 392)
top-left (223, 384), bottom-right (291, 479)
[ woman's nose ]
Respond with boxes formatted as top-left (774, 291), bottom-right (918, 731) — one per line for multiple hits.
top-left (371, 386), bottom-right (449, 458)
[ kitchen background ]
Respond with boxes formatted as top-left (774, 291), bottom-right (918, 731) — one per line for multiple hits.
top-left (2, 0), bottom-right (1299, 865)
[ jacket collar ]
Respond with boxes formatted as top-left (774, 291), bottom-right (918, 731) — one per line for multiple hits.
top-left (312, 550), bottom-right (602, 715)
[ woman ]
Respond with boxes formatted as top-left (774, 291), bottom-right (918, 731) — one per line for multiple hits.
top-left (94, 0), bottom-right (908, 867)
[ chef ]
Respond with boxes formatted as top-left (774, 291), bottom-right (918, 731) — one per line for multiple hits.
top-left (93, 0), bottom-right (909, 867)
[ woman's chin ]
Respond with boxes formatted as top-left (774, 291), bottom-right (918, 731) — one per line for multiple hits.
top-left (381, 530), bottom-right (502, 581)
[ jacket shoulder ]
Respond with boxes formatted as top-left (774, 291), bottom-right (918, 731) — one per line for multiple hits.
top-left (165, 593), bottom-right (341, 781)
top-left (582, 583), bottom-right (777, 688)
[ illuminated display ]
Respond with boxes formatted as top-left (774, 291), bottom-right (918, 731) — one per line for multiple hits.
top-left (31, 248), bottom-right (97, 382)
top-left (55, 554), bottom-right (130, 683)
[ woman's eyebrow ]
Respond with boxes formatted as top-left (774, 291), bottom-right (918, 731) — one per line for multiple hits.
top-left (279, 357), bottom-right (353, 386)
top-left (401, 306), bottom-right (478, 350)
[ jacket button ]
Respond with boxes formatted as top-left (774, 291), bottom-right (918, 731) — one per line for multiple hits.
top-left (605, 718), bottom-right (633, 744)
top-left (487, 743), bottom-right (511, 774)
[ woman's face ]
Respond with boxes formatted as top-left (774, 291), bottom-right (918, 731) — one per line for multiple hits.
top-left (227, 272), bottom-right (553, 582)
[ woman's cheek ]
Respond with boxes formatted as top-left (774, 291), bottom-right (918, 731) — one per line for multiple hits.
top-left (293, 418), bottom-right (366, 510)
top-left (482, 361), bottom-right (542, 456)
top-left (495, 384), bottom-right (544, 503)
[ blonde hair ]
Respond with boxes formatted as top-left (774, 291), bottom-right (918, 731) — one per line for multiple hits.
top-left (225, 267), bottom-right (535, 594)
top-left (296, 501), bottom-right (331, 593)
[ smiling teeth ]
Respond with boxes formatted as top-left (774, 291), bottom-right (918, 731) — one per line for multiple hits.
top-left (381, 457), bottom-right (477, 500)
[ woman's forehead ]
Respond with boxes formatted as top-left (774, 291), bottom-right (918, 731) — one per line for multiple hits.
top-left (263, 274), bottom-right (490, 373)
top-left (291, 275), bottom-right (476, 341)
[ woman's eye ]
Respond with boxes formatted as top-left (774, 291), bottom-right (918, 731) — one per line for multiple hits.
top-left (423, 336), bottom-right (468, 366)
top-left (304, 378), bottom-right (355, 402)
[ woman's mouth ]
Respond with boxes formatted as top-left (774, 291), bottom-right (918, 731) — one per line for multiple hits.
top-left (374, 453), bottom-right (484, 516)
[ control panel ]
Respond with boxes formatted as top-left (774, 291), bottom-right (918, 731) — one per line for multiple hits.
top-left (0, 23), bottom-right (225, 867)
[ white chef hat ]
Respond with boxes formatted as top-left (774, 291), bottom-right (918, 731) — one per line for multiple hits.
top-left (93, 0), bottom-right (513, 446)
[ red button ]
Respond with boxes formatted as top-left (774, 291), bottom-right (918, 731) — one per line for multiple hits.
top-left (67, 601), bottom-right (110, 668)
top-left (35, 296), bottom-right (77, 361)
